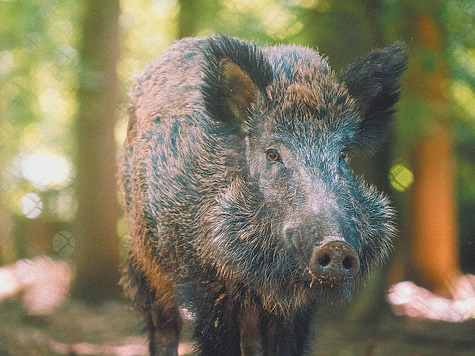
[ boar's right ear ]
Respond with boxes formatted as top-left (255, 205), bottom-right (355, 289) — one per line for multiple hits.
top-left (340, 42), bottom-right (408, 150)
top-left (202, 36), bottom-right (273, 132)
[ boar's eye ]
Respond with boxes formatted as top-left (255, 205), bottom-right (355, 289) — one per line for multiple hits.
top-left (266, 149), bottom-right (281, 163)
top-left (339, 150), bottom-right (348, 162)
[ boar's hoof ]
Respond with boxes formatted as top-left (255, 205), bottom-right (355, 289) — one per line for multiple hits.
top-left (309, 241), bottom-right (360, 286)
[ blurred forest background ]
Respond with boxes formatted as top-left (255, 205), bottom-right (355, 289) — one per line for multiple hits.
top-left (0, 0), bottom-right (474, 355)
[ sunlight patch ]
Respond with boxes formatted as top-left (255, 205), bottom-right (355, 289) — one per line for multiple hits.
top-left (387, 275), bottom-right (475, 322)
top-left (20, 152), bottom-right (73, 191)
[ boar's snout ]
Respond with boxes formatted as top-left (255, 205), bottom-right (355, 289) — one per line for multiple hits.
top-left (309, 241), bottom-right (360, 285)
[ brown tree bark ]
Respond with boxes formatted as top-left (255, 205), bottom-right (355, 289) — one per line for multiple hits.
top-left (405, 9), bottom-right (460, 297)
top-left (72, 0), bottom-right (121, 301)
top-left (410, 123), bottom-right (459, 296)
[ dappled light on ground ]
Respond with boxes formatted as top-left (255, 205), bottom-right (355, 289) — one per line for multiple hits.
top-left (388, 275), bottom-right (475, 322)
top-left (0, 256), bottom-right (71, 314)
top-left (49, 340), bottom-right (193, 355)
top-left (0, 256), bottom-right (195, 355)
top-left (0, 256), bottom-right (72, 315)
top-left (49, 338), bottom-right (148, 355)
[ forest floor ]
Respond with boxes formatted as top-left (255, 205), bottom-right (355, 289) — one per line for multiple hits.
top-left (0, 257), bottom-right (474, 355)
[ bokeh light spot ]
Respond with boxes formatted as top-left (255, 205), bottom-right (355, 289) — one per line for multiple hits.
top-left (389, 163), bottom-right (414, 192)
top-left (53, 231), bottom-right (76, 258)
top-left (20, 152), bottom-right (72, 191)
top-left (21, 192), bottom-right (43, 219)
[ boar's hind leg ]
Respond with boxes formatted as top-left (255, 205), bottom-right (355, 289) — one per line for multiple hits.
top-left (146, 301), bottom-right (182, 356)
top-left (125, 260), bottom-right (181, 356)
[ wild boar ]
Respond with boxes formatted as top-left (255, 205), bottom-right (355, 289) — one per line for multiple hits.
top-left (119, 35), bottom-right (407, 355)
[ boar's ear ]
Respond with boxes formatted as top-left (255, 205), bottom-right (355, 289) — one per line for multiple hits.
top-left (202, 36), bottom-right (273, 132)
top-left (340, 42), bottom-right (408, 149)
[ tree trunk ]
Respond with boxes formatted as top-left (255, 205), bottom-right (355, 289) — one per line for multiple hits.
top-left (404, 8), bottom-right (460, 297)
top-left (410, 123), bottom-right (459, 295)
top-left (0, 190), bottom-right (14, 266)
top-left (177, 0), bottom-right (198, 39)
top-left (72, 0), bottom-right (121, 302)
top-left (0, 100), bottom-right (15, 266)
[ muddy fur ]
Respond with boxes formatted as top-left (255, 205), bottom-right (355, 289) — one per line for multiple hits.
top-left (119, 36), bottom-right (407, 355)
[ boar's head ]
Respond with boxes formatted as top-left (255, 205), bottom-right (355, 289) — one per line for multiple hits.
top-left (201, 36), bottom-right (407, 311)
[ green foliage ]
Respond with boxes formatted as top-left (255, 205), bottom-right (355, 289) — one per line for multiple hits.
top-left (445, 0), bottom-right (475, 123)
top-left (0, 1), bottom-right (81, 265)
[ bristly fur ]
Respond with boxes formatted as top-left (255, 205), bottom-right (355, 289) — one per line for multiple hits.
top-left (202, 35), bottom-right (273, 132)
top-left (119, 35), bottom-right (407, 355)
top-left (339, 42), bottom-right (408, 151)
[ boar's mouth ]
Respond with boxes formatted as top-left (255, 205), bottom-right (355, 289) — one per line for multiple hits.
top-left (306, 267), bottom-right (357, 289)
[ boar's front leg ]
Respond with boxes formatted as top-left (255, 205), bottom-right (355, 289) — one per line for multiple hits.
top-left (192, 284), bottom-right (242, 356)
top-left (261, 304), bottom-right (315, 356)
top-left (239, 304), bottom-right (264, 355)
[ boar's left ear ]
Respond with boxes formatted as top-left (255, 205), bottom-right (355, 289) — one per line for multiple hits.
top-left (340, 42), bottom-right (408, 149)
top-left (202, 36), bottom-right (273, 133)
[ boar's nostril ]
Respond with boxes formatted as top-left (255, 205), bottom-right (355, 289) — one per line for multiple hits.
top-left (310, 241), bottom-right (360, 285)
top-left (317, 254), bottom-right (331, 267)
top-left (342, 255), bottom-right (356, 271)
